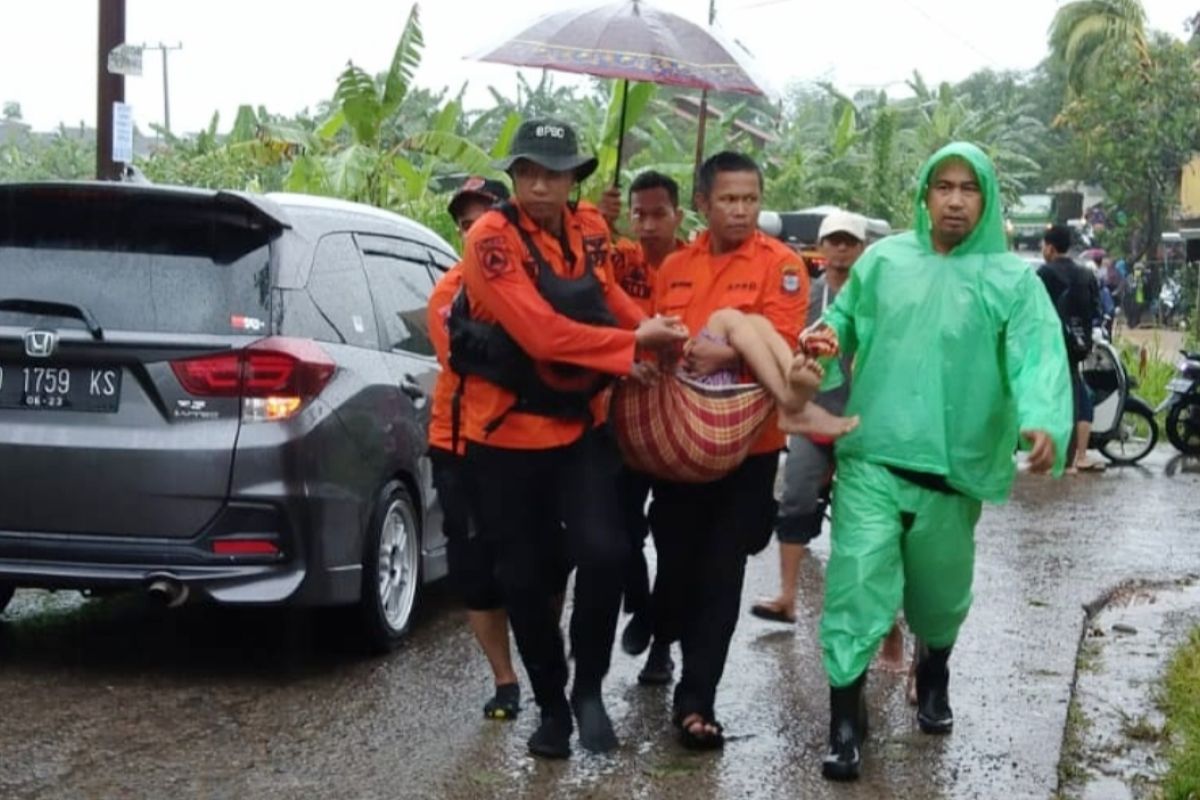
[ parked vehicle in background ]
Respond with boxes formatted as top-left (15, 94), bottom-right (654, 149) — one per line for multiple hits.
top-left (1159, 349), bottom-right (1200, 456)
top-left (1081, 331), bottom-right (1159, 464)
top-left (1007, 193), bottom-right (1053, 250)
top-left (0, 181), bottom-right (457, 651)
top-left (759, 206), bottom-right (891, 275)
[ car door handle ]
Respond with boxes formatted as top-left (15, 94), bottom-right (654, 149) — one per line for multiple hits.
top-left (401, 374), bottom-right (427, 406)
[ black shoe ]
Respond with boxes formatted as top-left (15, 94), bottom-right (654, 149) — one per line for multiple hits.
top-left (527, 710), bottom-right (573, 759)
top-left (637, 640), bottom-right (674, 686)
top-left (621, 611), bottom-right (653, 656)
top-left (821, 673), bottom-right (868, 782)
top-left (916, 645), bottom-right (954, 734)
top-left (571, 693), bottom-right (618, 753)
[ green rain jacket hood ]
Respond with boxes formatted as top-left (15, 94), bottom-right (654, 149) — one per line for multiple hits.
top-left (914, 141), bottom-right (1010, 256)
top-left (821, 141), bottom-right (1074, 503)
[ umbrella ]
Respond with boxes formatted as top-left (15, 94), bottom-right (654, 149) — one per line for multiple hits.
top-left (470, 0), bottom-right (772, 186)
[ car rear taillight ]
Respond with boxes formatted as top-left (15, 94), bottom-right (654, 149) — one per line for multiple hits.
top-left (170, 337), bottom-right (335, 422)
top-left (211, 539), bottom-right (281, 556)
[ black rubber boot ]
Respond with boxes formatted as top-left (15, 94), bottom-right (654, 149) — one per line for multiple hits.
top-left (821, 672), bottom-right (867, 782)
top-left (621, 611), bottom-right (653, 656)
top-left (916, 644), bottom-right (954, 734)
top-left (527, 706), bottom-right (573, 759)
top-left (570, 692), bottom-right (618, 753)
top-left (637, 640), bottom-right (674, 686)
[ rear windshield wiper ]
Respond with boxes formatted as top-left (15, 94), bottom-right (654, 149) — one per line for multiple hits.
top-left (0, 298), bottom-right (105, 340)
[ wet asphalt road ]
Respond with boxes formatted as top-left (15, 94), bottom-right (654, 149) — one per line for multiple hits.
top-left (1, 449), bottom-right (1198, 799)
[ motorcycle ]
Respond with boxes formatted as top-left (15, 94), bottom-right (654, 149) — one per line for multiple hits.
top-left (1156, 276), bottom-right (1184, 328)
top-left (1158, 350), bottom-right (1200, 456)
top-left (1082, 334), bottom-right (1159, 464)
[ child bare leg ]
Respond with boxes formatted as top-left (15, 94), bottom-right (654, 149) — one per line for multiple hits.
top-left (705, 308), bottom-right (812, 411)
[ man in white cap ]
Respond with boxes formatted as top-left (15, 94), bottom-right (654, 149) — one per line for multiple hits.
top-left (752, 211), bottom-right (876, 624)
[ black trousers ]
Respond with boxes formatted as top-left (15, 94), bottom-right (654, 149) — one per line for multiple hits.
top-left (618, 465), bottom-right (653, 617)
top-left (430, 447), bottom-right (503, 611)
top-left (649, 453), bottom-right (779, 719)
top-left (463, 427), bottom-right (628, 713)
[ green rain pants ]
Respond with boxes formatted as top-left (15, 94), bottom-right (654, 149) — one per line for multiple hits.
top-left (820, 457), bottom-right (983, 688)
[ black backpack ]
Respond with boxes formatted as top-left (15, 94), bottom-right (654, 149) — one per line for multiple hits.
top-left (1043, 261), bottom-right (1093, 360)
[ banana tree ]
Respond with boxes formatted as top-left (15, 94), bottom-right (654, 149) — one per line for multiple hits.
top-left (283, 4), bottom-right (502, 218)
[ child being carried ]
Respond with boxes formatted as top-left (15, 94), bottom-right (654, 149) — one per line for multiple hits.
top-left (674, 308), bottom-right (858, 439)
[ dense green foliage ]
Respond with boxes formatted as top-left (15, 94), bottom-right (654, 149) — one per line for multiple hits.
top-left (2, 0), bottom-right (1199, 260)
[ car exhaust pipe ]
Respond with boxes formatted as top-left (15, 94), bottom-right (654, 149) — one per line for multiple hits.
top-left (146, 578), bottom-right (189, 609)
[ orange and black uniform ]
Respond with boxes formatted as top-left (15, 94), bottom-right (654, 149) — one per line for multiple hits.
top-left (609, 237), bottom-right (684, 628)
top-left (426, 267), bottom-right (498, 610)
top-left (610, 237), bottom-right (684, 317)
top-left (457, 200), bottom-right (645, 713)
top-left (649, 229), bottom-right (808, 721)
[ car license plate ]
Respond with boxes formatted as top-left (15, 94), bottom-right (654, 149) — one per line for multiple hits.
top-left (0, 363), bottom-right (122, 413)
top-left (1168, 378), bottom-right (1193, 393)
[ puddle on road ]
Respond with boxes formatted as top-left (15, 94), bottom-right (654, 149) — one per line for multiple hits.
top-left (1059, 578), bottom-right (1200, 800)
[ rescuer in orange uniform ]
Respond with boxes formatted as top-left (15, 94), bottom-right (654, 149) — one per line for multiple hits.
top-left (430, 176), bottom-right (553, 723)
top-left (451, 120), bottom-right (687, 759)
top-left (599, 171), bottom-right (688, 683)
top-left (649, 151), bottom-right (809, 750)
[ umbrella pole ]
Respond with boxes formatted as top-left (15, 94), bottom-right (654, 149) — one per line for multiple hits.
top-left (692, 90), bottom-right (709, 208)
top-left (614, 78), bottom-right (629, 188)
top-left (692, 0), bottom-right (718, 207)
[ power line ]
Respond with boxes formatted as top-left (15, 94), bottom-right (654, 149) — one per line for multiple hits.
top-left (892, 0), bottom-right (1004, 69)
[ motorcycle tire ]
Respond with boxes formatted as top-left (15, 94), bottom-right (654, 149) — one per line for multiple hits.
top-left (1099, 401), bottom-right (1159, 465)
top-left (1166, 396), bottom-right (1200, 456)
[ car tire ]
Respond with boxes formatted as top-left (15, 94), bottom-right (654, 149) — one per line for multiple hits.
top-left (357, 480), bottom-right (423, 654)
top-left (0, 584), bottom-right (13, 616)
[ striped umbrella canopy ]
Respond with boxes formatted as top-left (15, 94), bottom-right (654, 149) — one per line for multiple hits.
top-left (471, 0), bottom-right (769, 95)
top-left (470, 0), bottom-right (772, 184)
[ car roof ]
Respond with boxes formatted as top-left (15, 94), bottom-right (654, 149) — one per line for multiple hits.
top-left (0, 181), bottom-right (460, 286)
top-left (0, 180), bottom-right (292, 232)
top-left (267, 192), bottom-right (457, 261)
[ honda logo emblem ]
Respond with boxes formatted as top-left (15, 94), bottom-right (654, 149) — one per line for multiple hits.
top-left (23, 330), bottom-right (57, 359)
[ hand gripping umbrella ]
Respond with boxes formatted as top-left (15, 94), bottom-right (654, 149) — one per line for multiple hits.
top-left (470, 0), bottom-right (772, 186)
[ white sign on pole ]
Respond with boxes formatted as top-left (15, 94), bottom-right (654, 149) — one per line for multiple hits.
top-left (107, 44), bottom-right (143, 77)
top-left (112, 102), bottom-right (134, 164)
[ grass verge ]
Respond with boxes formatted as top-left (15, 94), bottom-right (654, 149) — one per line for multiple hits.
top-left (1162, 627), bottom-right (1200, 799)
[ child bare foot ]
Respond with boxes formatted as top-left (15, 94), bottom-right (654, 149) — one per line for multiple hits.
top-left (786, 353), bottom-right (824, 401)
top-left (876, 622), bottom-right (906, 672)
top-left (779, 405), bottom-right (860, 438)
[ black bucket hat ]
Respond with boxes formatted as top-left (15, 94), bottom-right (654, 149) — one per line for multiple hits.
top-left (491, 119), bottom-right (598, 182)
top-left (447, 176), bottom-right (510, 221)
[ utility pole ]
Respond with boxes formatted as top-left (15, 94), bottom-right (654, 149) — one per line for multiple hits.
top-left (141, 42), bottom-right (182, 133)
top-left (96, 0), bottom-right (126, 180)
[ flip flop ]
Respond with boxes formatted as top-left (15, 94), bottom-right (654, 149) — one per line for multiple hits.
top-left (483, 683), bottom-right (520, 721)
top-left (1077, 460), bottom-right (1107, 472)
top-left (750, 602), bottom-right (796, 624)
top-left (676, 713), bottom-right (725, 751)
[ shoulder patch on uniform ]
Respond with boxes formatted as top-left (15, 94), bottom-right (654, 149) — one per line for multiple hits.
top-left (474, 236), bottom-right (513, 279)
top-left (781, 266), bottom-right (802, 294)
top-left (583, 234), bottom-right (611, 274)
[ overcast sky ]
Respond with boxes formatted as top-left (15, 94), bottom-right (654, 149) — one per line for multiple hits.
top-left (2, 0), bottom-right (1196, 134)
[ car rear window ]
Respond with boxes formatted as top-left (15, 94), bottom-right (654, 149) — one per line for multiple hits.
top-left (0, 189), bottom-right (275, 336)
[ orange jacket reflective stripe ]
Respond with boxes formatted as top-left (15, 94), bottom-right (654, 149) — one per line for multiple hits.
top-left (654, 230), bottom-right (809, 455)
top-left (459, 201), bottom-right (646, 450)
top-left (427, 264), bottom-right (464, 455)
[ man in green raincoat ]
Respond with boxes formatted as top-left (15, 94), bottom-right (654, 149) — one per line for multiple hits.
top-left (817, 142), bottom-right (1073, 781)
